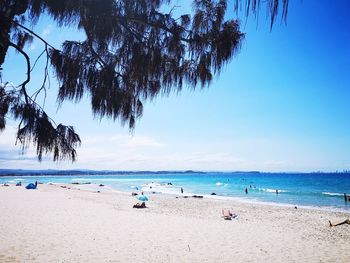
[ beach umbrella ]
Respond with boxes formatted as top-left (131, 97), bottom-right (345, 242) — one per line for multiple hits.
top-left (138, 195), bottom-right (149, 202)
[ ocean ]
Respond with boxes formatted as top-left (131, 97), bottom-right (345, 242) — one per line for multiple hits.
top-left (1, 172), bottom-right (350, 212)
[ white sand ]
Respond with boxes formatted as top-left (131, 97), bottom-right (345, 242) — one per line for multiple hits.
top-left (0, 183), bottom-right (349, 262)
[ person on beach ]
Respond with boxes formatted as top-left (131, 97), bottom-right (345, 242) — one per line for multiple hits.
top-left (222, 208), bottom-right (238, 220)
top-left (222, 208), bottom-right (233, 220)
top-left (133, 202), bottom-right (146, 209)
top-left (344, 193), bottom-right (347, 202)
top-left (276, 189), bottom-right (279, 194)
top-left (245, 188), bottom-right (248, 194)
top-left (181, 187), bottom-right (183, 194)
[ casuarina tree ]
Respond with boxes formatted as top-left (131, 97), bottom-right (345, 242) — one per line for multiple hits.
top-left (0, 0), bottom-right (289, 162)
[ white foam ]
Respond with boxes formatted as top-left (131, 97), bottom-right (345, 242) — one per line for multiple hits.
top-left (322, 192), bottom-right (343, 197)
top-left (71, 178), bottom-right (88, 181)
top-left (258, 188), bottom-right (287, 193)
top-left (203, 194), bottom-right (350, 213)
top-left (72, 182), bottom-right (350, 214)
top-left (141, 185), bottom-right (180, 195)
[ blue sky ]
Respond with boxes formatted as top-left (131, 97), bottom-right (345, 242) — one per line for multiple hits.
top-left (1, 0), bottom-right (350, 171)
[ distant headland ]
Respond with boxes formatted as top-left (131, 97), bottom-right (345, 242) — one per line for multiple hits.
top-left (0, 169), bottom-right (349, 177)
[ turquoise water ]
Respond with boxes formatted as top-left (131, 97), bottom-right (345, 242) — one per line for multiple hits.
top-left (1, 172), bottom-right (350, 211)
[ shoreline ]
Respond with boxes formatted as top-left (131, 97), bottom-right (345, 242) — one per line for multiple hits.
top-left (102, 184), bottom-right (350, 214)
top-left (3, 180), bottom-right (350, 214)
top-left (44, 182), bottom-right (350, 214)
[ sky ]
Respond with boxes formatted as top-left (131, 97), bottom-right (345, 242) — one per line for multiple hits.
top-left (1, 0), bottom-right (350, 172)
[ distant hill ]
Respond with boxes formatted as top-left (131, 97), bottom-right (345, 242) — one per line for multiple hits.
top-left (1, 169), bottom-right (348, 177)
top-left (0, 169), bottom-right (207, 176)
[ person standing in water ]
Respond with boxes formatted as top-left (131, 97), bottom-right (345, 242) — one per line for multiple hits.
top-left (344, 193), bottom-right (348, 202)
top-left (245, 188), bottom-right (248, 194)
top-left (276, 189), bottom-right (279, 194)
top-left (181, 187), bottom-right (183, 194)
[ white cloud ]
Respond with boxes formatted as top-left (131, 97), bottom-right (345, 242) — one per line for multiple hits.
top-left (28, 43), bottom-right (36, 51)
top-left (0, 125), bottom-right (46, 164)
top-left (121, 136), bottom-right (164, 148)
top-left (42, 25), bottom-right (53, 37)
top-left (0, 125), bottom-right (18, 148)
top-left (182, 152), bottom-right (244, 164)
top-left (0, 129), bottom-right (293, 171)
top-left (82, 134), bottom-right (164, 148)
top-left (0, 128), bottom-right (346, 172)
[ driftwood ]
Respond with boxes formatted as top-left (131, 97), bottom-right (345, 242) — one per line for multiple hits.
top-left (329, 219), bottom-right (350, 227)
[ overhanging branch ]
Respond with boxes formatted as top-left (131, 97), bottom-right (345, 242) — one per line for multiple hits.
top-left (8, 41), bottom-right (30, 105)
top-left (12, 20), bottom-right (57, 51)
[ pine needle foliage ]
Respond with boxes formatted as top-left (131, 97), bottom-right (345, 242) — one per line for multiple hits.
top-left (0, 0), bottom-right (288, 162)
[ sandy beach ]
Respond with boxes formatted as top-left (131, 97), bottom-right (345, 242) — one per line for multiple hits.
top-left (0, 183), bottom-right (349, 263)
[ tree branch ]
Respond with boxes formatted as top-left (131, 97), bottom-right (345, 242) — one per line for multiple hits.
top-left (8, 41), bottom-right (30, 105)
top-left (12, 20), bottom-right (57, 50)
top-left (32, 45), bottom-right (49, 104)
top-left (30, 47), bottom-right (46, 72)
top-left (8, 42), bottom-right (56, 127)
top-left (117, 16), bottom-right (191, 43)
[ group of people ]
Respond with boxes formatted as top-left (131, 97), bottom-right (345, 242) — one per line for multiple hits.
top-left (344, 193), bottom-right (350, 202)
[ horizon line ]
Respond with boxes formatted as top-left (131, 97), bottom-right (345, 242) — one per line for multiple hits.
top-left (1, 168), bottom-right (350, 175)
